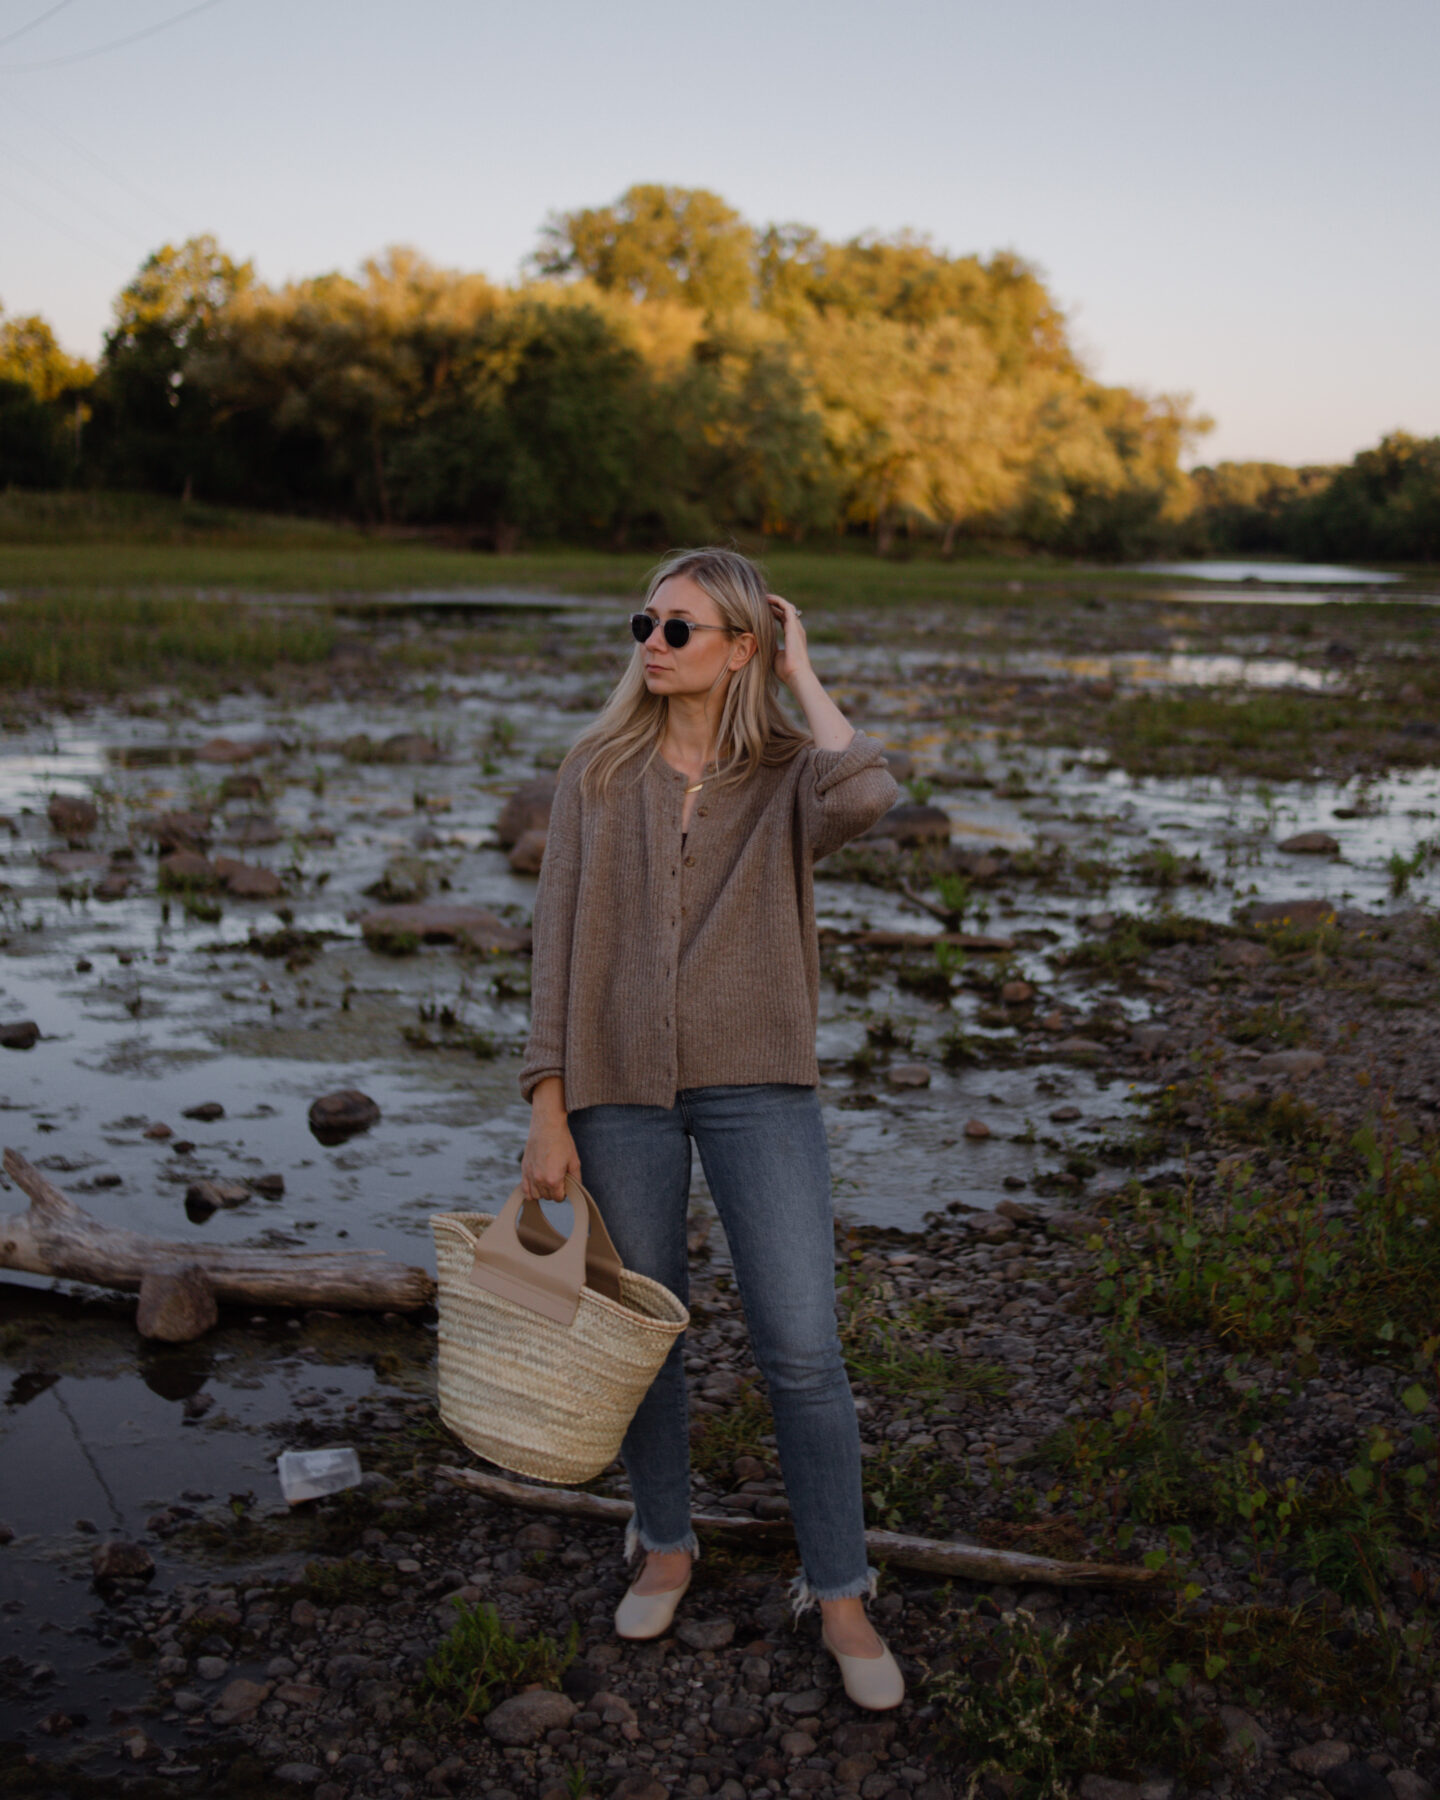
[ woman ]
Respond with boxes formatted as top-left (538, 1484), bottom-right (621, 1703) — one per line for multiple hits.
top-left (518, 546), bottom-right (903, 1709)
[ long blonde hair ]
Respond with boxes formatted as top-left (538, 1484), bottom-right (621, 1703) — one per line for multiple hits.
top-left (571, 547), bottom-right (810, 800)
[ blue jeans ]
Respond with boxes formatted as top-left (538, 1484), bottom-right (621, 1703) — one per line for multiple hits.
top-left (566, 1083), bottom-right (875, 1608)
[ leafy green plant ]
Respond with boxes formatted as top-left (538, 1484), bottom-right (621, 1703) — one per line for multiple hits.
top-left (423, 1601), bottom-right (578, 1724)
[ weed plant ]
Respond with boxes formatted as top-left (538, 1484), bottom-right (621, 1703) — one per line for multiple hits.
top-left (423, 1601), bottom-right (578, 1724)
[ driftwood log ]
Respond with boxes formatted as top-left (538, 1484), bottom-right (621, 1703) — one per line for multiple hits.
top-left (1, 1148), bottom-right (434, 1338)
top-left (437, 1465), bottom-right (1159, 1590)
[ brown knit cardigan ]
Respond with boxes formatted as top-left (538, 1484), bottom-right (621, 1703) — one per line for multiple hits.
top-left (518, 731), bottom-right (899, 1112)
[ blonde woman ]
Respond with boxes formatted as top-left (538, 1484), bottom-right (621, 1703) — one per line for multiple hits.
top-left (518, 547), bottom-right (903, 1709)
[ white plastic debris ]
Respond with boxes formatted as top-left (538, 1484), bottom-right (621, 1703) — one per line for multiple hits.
top-left (276, 1447), bottom-right (363, 1505)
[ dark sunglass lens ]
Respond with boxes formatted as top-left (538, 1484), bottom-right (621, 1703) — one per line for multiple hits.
top-left (662, 619), bottom-right (692, 649)
top-left (630, 613), bottom-right (655, 644)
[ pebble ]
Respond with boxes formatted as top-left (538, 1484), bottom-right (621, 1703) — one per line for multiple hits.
top-left (886, 1062), bottom-right (931, 1088)
top-left (0, 1020), bottom-right (40, 1050)
top-left (675, 1616), bottom-right (736, 1650)
top-left (1324, 1763), bottom-right (1398, 1800)
top-left (195, 1656), bottom-right (230, 1682)
top-left (962, 1117), bottom-right (991, 1138)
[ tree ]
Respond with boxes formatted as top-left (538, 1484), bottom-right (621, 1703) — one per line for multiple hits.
top-left (0, 306), bottom-right (93, 486)
top-left (535, 184), bottom-right (754, 316)
top-left (97, 236), bottom-right (253, 496)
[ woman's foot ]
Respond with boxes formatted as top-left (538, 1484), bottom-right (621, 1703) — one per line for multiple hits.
top-left (614, 1550), bottom-right (692, 1640)
top-left (630, 1549), bottom-right (692, 1596)
top-left (818, 1595), bottom-right (884, 1656)
top-left (819, 1596), bottom-right (905, 1710)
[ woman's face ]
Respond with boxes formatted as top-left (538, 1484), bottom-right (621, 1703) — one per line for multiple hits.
top-left (638, 574), bottom-right (756, 699)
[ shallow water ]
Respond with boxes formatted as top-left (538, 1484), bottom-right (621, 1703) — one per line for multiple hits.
top-left (1135, 559), bottom-right (1401, 585)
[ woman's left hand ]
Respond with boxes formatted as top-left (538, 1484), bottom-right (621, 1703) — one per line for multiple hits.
top-left (768, 594), bottom-right (811, 687)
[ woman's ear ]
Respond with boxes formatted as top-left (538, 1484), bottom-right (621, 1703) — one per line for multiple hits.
top-left (728, 632), bottom-right (758, 671)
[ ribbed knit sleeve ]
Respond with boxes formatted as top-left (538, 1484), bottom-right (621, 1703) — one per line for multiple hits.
top-left (517, 761), bottom-right (583, 1103)
top-left (801, 731), bottom-right (899, 860)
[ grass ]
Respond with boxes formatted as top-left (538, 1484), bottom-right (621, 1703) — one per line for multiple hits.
top-left (837, 1259), bottom-right (1007, 1400)
top-left (689, 1380), bottom-right (776, 1480)
top-left (422, 1599), bottom-right (578, 1724)
top-left (1059, 909), bottom-right (1232, 972)
top-left (0, 590), bottom-right (336, 694)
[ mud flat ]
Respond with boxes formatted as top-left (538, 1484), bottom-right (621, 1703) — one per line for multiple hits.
top-left (2, 580), bottom-right (1439, 1796)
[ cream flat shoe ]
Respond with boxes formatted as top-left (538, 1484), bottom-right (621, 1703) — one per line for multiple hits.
top-left (822, 1627), bottom-right (905, 1711)
top-left (614, 1572), bottom-right (691, 1640)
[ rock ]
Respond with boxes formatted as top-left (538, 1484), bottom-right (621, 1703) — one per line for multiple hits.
top-left (144, 1121), bottom-right (173, 1140)
top-left (41, 848), bottom-right (109, 876)
top-left (182, 1101), bottom-right (225, 1121)
top-left (48, 793), bottom-right (98, 839)
top-left (1049, 1105), bottom-right (1082, 1122)
top-left (1219, 1704), bottom-right (1270, 1760)
top-left (185, 1179), bottom-right (250, 1216)
top-left (781, 1687), bottom-right (829, 1713)
top-left (91, 1540), bottom-right (155, 1584)
top-left (1217, 939), bottom-right (1268, 968)
top-left (158, 849), bottom-right (216, 888)
top-left (359, 903), bottom-right (531, 954)
top-left (1255, 1049), bottom-right (1326, 1078)
top-left (136, 1266), bottom-right (218, 1342)
top-left (211, 1677), bottom-right (271, 1724)
top-left (1323, 1764), bottom-right (1396, 1800)
top-left (610, 1780), bottom-right (668, 1800)
top-left (379, 731), bottom-right (441, 763)
top-left (0, 1020), bottom-right (40, 1051)
top-left (252, 1173), bottom-right (285, 1198)
top-left (495, 776), bottom-right (558, 847)
top-left (780, 1730), bottom-right (817, 1757)
top-left (95, 872), bottom-right (135, 900)
top-left (676, 1617), bottom-right (736, 1650)
top-left (963, 1118), bottom-right (991, 1139)
top-left (226, 816), bottom-right (283, 847)
top-left (881, 749), bottom-right (914, 782)
top-left (149, 810), bottom-right (211, 852)
top-left (214, 856), bottom-right (285, 899)
top-left (365, 855), bottom-right (433, 904)
top-left (195, 737), bottom-right (258, 765)
top-left (868, 802), bottom-right (951, 846)
top-left (886, 1062), bottom-right (931, 1089)
top-left (1129, 1024), bottom-right (1174, 1059)
top-left (195, 1656), bottom-right (230, 1681)
top-left (219, 772), bottom-right (264, 801)
top-left (711, 1704), bottom-right (764, 1737)
top-left (483, 1688), bottom-right (576, 1746)
top-left (1001, 980), bottom-right (1035, 1004)
top-left (1044, 1210), bottom-right (1098, 1240)
top-left (1080, 1779), bottom-right (1143, 1800)
top-left (272, 1766), bottom-right (324, 1789)
top-left (507, 828), bottom-right (547, 874)
top-left (0, 1522), bottom-right (13, 1545)
top-left (1293, 1744), bottom-right (1356, 1778)
top-left (1249, 897), bottom-right (1336, 926)
top-left (308, 1089), bottom-right (380, 1144)
top-left (513, 1520), bottom-right (562, 1548)
top-left (1388, 1773), bottom-right (1438, 1800)
top-left (1280, 831), bottom-right (1339, 854)
top-left (1054, 1037), bottom-right (1107, 1058)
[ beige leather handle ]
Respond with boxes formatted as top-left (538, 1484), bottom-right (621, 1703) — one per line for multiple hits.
top-left (468, 1176), bottom-right (624, 1325)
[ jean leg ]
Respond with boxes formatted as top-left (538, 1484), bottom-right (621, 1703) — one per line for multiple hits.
top-left (566, 1101), bottom-right (697, 1559)
top-left (684, 1085), bottom-right (874, 1606)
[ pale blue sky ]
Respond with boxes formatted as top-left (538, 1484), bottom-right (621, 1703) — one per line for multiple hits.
top-left (1, 0), bottom-right (1436, 465)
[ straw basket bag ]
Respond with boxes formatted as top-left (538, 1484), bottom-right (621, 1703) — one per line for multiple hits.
top-left (432, 1176), bottom-right (690, 1484)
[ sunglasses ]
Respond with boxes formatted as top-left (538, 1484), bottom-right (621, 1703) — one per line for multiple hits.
top-left (630, 612), bottom-right (741, 650)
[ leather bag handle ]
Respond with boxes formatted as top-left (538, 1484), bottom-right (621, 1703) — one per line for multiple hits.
top-left (467, 1175), bottom-right (624, 1325)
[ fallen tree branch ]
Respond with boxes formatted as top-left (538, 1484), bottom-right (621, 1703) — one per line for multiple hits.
top-left (436, 1465), bottom-right (1159, 1589)
top-left (1, 1148), bottom-right (434, 1332)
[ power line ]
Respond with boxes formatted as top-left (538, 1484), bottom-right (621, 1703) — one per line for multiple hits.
top-left (0, 130), bottom-right (142, 248)
top-left (5, 92), bottom-right (176, 232)
top-left (0, 0), bottom-right (225, 73)
top-left (0, 0), bottom-right (76, 53)
top-left (0, 175), bottom-right (126, 261)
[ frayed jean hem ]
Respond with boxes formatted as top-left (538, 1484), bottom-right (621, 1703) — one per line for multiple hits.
top-left (788, 1566), bottom-right (879, 1617)
top-left (624, 1517), bottom-right (701, 1564)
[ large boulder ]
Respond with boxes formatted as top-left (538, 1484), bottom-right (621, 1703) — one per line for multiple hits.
top-left (496, 776), bottom-right (557, 848)
top-left (48, 794), bottom-right (98, 840)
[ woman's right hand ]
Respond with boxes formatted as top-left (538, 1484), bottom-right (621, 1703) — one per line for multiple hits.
top-left (521, 1077), bottom-right (581, 1200)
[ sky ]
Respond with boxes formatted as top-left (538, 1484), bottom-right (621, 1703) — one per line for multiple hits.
top-left (1, 0), bottom-right (1437, 467)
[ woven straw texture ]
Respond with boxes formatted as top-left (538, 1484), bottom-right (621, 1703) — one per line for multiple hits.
top-left (432, 1211), bottom-right (690, 1484)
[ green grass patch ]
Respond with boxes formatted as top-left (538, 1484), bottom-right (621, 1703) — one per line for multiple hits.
top-left (0, 591), bottom-right (336, 694)
top-left (689, 1380), bottom-right (776, 1480)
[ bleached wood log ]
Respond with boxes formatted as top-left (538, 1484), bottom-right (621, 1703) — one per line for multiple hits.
top-left (436, 1465), bottom-right (1159, 1589)
top-left (1, 1148), bottom-right (434, 1317)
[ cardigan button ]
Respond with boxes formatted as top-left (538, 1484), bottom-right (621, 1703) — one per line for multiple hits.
top-left (684, 855), bottom-right (695, 867)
